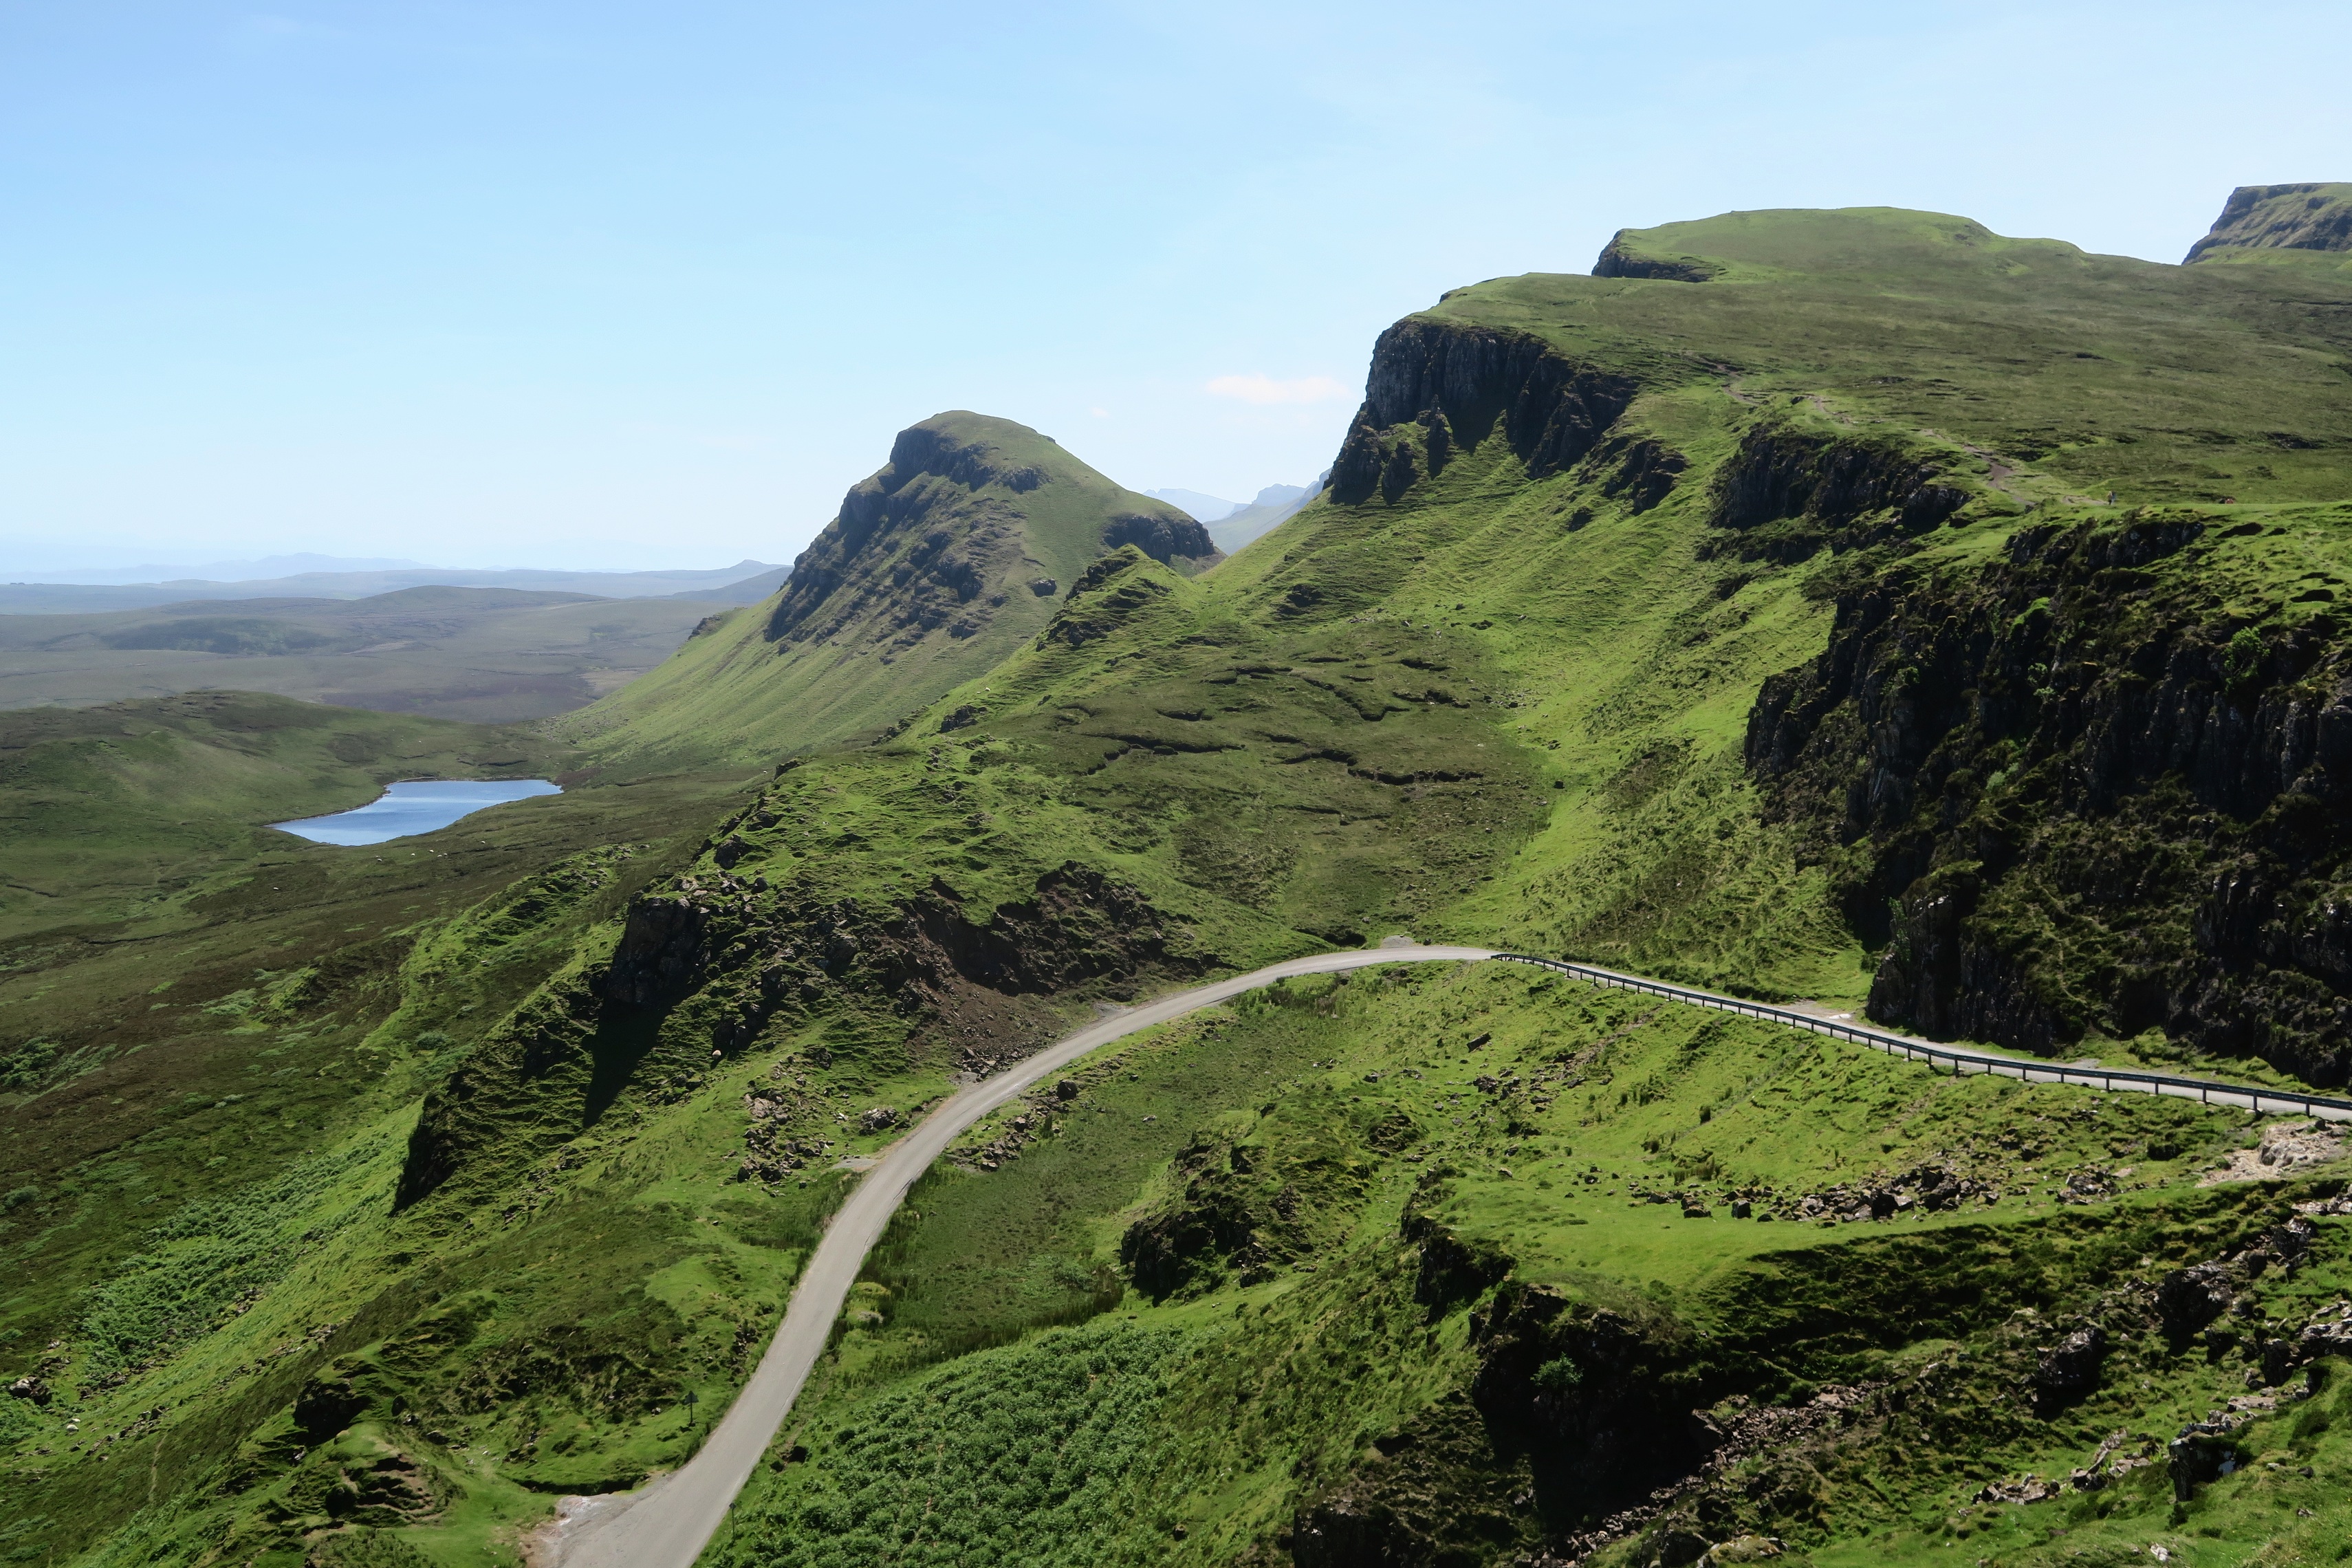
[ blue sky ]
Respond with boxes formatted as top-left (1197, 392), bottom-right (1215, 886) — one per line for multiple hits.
top-left (4, 1), bottom-right (2348, 574)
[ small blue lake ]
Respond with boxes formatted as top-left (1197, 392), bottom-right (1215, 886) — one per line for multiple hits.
top-left (273, 779), bottom-right (563, 846)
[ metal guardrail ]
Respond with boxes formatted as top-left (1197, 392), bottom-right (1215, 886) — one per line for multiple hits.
top-left (1490, 952), bottom-right (2352, 1122)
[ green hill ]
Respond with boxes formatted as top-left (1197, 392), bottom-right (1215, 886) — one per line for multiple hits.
top-left (12, 196), bottom-right (2352, 1568)
top-left (557, 411), bottom-right (1220, 773)
top-left (2184, 180), bottom-right (2352, 264)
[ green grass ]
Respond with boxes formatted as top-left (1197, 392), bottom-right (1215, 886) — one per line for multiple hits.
top-left (12, 200), bottom-right (2352, 1567)
top-left (0, 586), bottom-right (713, 722)
top-left (712, 959), bottom-right (2351, 1567)
top-left (555, 412), bottom-right (1219, 774)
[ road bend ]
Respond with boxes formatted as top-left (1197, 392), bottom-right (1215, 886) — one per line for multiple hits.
top-left (554, 939), bottom-right (2350, 1566)
top-left (554, 942), bottom-right (1496, 1568)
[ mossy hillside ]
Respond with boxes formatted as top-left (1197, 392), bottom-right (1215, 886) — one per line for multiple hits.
top-left (2, 901), bottom-right (873, 1568)
top-left (375, 205), bottom-right (2352, 1563)
top-left (568, 206), bottom-right (2352, 1082)
top-left (558, 413), bottom-right (1217, 774)
top-left (1747, 500), bottom-right (2352, 1086)
top-left (2184, 180), bottom-right (2352, 265)
top-left (0, 734), bottom-right (764, 1565)
top-left (1445, 206), bottom-right (2352, 510)
top-left (0, 771), bottom-right (728, 1360)
top-left (280, 202), bottom-right (2352, 1560)
top-left (710, 959), bottom-right (2352, 1567)
top-left (1215, 384), bottom-right (1873, 997)
top-left (384, 541), bottom-right (1569, 1226)
top-left (20, 200), bottom-right (2352, 1566)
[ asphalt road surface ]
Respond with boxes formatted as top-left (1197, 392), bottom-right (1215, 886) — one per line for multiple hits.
top-left (553, 941), bottom-right (1496, 1568)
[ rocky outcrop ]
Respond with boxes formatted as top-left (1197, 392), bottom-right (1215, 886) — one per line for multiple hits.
top-left (1037, 547), bottom-right (1173, 649)
top-left (1329, 321), bottom-right (1640, 505)
top-left (1592, 231), bottom-right (1720, 282)
top-left (1707, 421), bottom-right (1966, 563)
top-left (2031, 1324), bottom-right (2106, 1415)
top-left (756, 412), bottom-right (1201, 661)
top-left (395, 858), bottom-right (1210, 1210)
top-left (2185, 182), bottom-right (2352, 263)
top-left (764, 417), bottom-right (1023, 645)
top-left (1120, 1133), bottom-right (1284, 1299)
top-left (1467, 1285), bottom-right (1713, 1499)
top-left (1746, 512), bottom-right (2352, 1082)
top-left (1411, 1226), bottom-right (1513, 1312)
top-left (1100, 511), bottom-right (1220, 569)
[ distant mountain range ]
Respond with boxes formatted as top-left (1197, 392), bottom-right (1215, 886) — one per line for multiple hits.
top-left (19, 552), bottom-right (433, 585)
top-left (1144, 480), bottom-right (1322, 552)
top-left (1142, 487), bottom-right (1245, 522)
top-left (0, 559), bottom-right (790, 615)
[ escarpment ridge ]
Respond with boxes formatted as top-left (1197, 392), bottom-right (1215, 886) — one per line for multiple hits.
top-left (21, 190), bottom-right (2352, 1568)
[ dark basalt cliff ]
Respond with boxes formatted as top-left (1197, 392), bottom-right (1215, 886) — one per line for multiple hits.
top-left (1100, 508), bottom-right (1217, 567)
top-left (1707, 421), bottom-right (1968, 563)
top-left (1747, 514), bottom-right (2352, 1083)
top-left (1329, 320), bottom-right (1640, 505)
top-left (395, 833), bottom-right (1209, 1210)
top-left (761, 412), bottom-right (1210, 658)
top-left (765, 416), bottom-right (1042, 649)
top-left (2186, 182), bottom-right (2352, 263)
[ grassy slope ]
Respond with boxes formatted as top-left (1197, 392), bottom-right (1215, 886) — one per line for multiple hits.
top-left (699, 212), bottom-right (2352, 1567)
top-left (0, 588), bottom-right (714, 722)
top-left (715, 963), bottom-right (2352, 1568)
top-left (13, 206), bottom-right (2352, 1567)
top-left (1485, 207), bottom-right (2352, 508)
top-left (0, 696), bottom-right (765, 1567)
top-left (555, 413), bottom-right (1212, 774)
top-left (0, 691), bottom-right (571, 941)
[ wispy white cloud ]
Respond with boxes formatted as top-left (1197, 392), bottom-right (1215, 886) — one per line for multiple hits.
top-left (1204, 373), bottom-right (1349, 406)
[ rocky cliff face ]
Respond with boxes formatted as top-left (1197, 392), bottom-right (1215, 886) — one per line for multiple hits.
top-left (1328, 320), bottom-right (1640, 505)
top-left (765, 416), bottom-right (1045, 651)
top-left (2185, 182), bottom-right (2352, 263)
top-left (762, 411), bottom-right (1213, 658)
top-left (395, 839), bottom-right (1210, 1210)
top-left (1707, 421), bottom-right (1969, 563)
top-left (1747, 512), bottom-right (2352, 1083)
top-left (1591, 230), bottom-right (1721, 282)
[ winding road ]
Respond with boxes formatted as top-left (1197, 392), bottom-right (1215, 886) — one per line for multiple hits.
top-left (550, 941), bottom-right (2351, 1567)
top-left (551, 942), bottom-right (1496, 1568)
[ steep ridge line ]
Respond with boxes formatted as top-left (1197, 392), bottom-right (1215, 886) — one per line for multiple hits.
top-left (552, 942), bottom-right (1499, 1568)
top-left (1493, 954), bottom-right (2352, 1123)
top-left (554, 942), bottom-right (2352, 1567)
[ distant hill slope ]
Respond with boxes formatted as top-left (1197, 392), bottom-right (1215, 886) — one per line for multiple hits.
top-left (1206, 479), bottom-right (1318, 553)
top-left (668, 564), bottom-right (793, 602)
top-left (1144, 486), bottom-right (1241, 521)
top-left (0, 560), bottom-right (786, 614)
top-left (0, 585), bottom-right (715, 721)
top-left (0, 690), bottom-right (574, 939)
top-left (2186, 180), bottom-right (2352, 262)
top-left (560, 411), bottom-right (1219, 771)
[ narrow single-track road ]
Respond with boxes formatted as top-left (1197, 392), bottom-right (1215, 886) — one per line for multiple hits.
top-left (553, 941), bottom-right (2351, 1567)
top-left (552, 942), bottom-right (1496, 1568)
